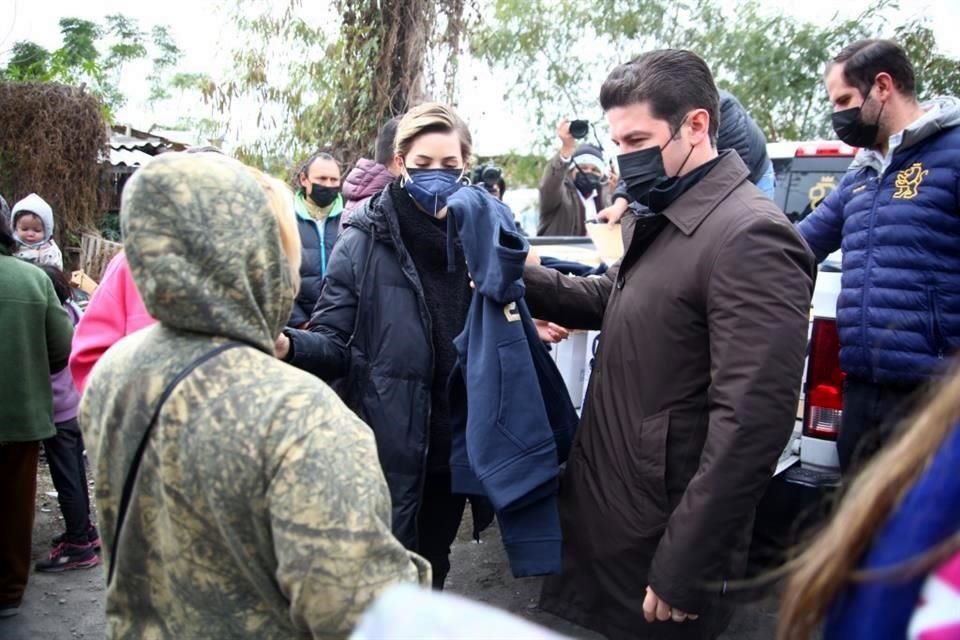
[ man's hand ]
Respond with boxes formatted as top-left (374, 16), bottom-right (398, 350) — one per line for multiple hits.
top-left (607, 162), bottom-right (620, 192)
top-left (597, 199), bottom-right (628, 226)
top-left (642, 587), bottom-right (699, 624)
top-left (556, 119), bottom-right (576, 158)
top-left (275, 332), bottom-right (291, 360)
top-left (525, 245), bottom-right (542, 266)
top-left (535, 319), bottom-right (570, 344)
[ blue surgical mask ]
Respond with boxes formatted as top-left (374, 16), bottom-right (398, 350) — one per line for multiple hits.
top-left (403, 167), bottom-right (464, 217)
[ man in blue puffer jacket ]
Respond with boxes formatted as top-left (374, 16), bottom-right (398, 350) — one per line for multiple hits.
top-left (798, 39), bottom-right (960, 472)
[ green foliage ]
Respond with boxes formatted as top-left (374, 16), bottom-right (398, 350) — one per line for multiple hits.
top-left (0, 83), bottom-right (107, 246)
top-left (481, 153), bottom-right (548, 189)
top-left (471, 0), bottom-right (710, 150)
top-left (894, 18), bottom-right (960, 99)
top-left (471, 0), bottom-right (960, 144)
top-left (0, 14), bottom-right (183, 120)
top-left (689, 1), bottom-right (897, 140)
top-left (186, 0), bottom-right (477, 172)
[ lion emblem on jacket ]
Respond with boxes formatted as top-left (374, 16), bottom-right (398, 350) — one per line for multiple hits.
top-left (893, 162), bottom-right (928, 199)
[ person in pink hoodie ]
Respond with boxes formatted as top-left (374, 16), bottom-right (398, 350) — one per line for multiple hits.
top-left (69, 251), bottom-right (154, 394)
top-left (339, 117), bottom-right (400, 231)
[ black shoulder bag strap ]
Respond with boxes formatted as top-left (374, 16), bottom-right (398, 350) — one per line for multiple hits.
top-left (106, 341), bottom-right (245, 586)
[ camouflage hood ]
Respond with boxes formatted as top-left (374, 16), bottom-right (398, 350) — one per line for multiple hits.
top-left (121, 152), bottom-right (293, 353)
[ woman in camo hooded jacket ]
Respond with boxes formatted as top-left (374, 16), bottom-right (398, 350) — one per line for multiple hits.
top-left (80, 152), bottom-right (428, 639)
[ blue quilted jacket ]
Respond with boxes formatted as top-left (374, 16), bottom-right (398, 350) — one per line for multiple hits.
top-left (798, 97), bottom-right (960, 385)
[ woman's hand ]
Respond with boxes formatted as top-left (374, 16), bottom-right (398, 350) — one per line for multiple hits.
top-left (275, 332), bottom-right (291, 360)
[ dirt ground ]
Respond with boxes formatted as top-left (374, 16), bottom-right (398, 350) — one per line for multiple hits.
top-left (1, 465), bottom-right (778, 640)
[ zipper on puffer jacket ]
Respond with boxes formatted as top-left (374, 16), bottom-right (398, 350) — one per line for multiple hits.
top-left (861, 174), bottom-right (883, 383)
top-left (928, 287), bottom-right (946, 360)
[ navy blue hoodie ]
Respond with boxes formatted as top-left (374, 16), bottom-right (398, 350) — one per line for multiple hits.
top-left (447, 186), bottom-right (578, 577)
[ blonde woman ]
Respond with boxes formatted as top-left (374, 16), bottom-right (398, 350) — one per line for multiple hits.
top-left (779, 367), bottom-right (960, 639)
top-left (277, 103), bottom-right (482, 589)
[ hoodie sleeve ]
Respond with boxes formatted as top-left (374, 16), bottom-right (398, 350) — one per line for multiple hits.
top-left (70, 253), bottom-right (135, 393)
top-left (448, 187), bottom-right (528, 305)
top-left (268, 392), bottom-right (430, 637)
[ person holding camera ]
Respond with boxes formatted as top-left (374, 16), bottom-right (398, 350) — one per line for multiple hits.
top-left (537, 119), bottom-right (616, 237)
top-left (473, 165), bottom-right (507, 201)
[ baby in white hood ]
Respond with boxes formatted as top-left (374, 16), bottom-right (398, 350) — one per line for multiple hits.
top-left (10, 193), bottom-right (63, 268)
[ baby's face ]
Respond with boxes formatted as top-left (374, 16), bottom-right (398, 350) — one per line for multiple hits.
top-left (15, 214), bottom-right (45, 244)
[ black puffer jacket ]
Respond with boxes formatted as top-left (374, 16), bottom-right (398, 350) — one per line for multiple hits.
top-left (284, 183), bottom-right (449, 550)
top-left (717, 91), bottom-right (769, 184)
top-left (613, 90), bottom-right (770, 202)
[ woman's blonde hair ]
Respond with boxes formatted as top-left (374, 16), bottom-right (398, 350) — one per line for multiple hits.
top-left (394, 102), bottom-right (473, 163)
top-left (245, 166), bottom-right (301, 293)
top-left (778, 368), bottom-right (960, 639)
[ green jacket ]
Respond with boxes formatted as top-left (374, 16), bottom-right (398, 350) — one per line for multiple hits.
top-left (81, 153), bottom-right (429, 639)
top-left (0, 251), bottom-right (74, 442)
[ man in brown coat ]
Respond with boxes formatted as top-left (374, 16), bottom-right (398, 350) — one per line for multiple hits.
top-left (528, 50), bottom-right (815, 640)
top-left (537, 126), bottom-right (614, 237)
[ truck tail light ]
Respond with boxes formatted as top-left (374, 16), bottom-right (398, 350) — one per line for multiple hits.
top-left (804, 318), bottom-right (845, 440)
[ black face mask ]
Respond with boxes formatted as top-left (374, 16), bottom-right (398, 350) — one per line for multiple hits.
top-left (308, 183), bottom-right (340, 208)
top-left (618, 123), bottom-right (693, 208)
top-left (573, 170), bottom-right (602, 197)
top-left (831, 94), bottom-right (885, 148)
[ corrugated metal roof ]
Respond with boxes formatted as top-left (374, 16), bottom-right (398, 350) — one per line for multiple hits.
top-left (109, 148), bottom-right (156, 167)
top-left (110, 133), bottom-right (168, 149)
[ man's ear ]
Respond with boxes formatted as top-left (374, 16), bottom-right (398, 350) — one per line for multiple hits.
top-left (687, 108), bottom-right (711, 147)
top-left (874, 72), bottom-right (896, 101)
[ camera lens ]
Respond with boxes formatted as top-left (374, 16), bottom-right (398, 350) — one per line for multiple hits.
top-left (481, 166), bottom-right (502, 182)
top-left (569, 120), bottom-right (589, 139)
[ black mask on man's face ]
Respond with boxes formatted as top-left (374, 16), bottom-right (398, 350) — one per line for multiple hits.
top-left (831, 91), bottom-right (886, 149)
top-left (573, 170), bottom-right (602, 197)
top-left (617, 119), bottom-right (692, 207)
top-left (309, 183), bottom-right (340, 208)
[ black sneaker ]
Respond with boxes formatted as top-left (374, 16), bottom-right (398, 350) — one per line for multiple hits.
top-left (52, 525), bottom-right (100, 551)
top-left (35, 541), bottom-right (100, 573)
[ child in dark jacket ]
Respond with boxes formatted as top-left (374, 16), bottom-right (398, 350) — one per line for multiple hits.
top-left (35, 265), bottom-right (100, 572)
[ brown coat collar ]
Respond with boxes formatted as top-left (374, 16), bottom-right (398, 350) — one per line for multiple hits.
top-left (660, 150), bottom-right (749, 236)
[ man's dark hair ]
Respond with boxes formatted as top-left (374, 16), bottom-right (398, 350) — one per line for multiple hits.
top-left (295, 152), bottom-right (341, 190)
top-left (39, 264), bottom-right (72, 305)
top-left (600, 49), bottom-right (720, 144)
top-left (831, 39), bottom-right (916, 98)
top-left (375, 117), bottom-right (400, 166)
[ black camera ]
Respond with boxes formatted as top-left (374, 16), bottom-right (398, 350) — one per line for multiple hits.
top-left (569, 119), bottom-right (590, 140)
top-left (472, 164), bottom-right (503, 193)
